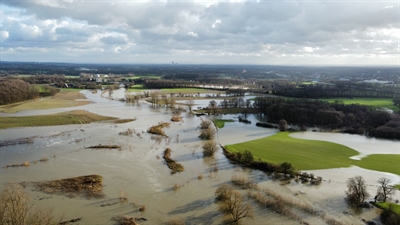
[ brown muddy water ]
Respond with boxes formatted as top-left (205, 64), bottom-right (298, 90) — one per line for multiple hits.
top-left (0, 89), bottom-right (399, 225)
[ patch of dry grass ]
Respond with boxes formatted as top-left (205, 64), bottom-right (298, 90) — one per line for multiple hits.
top-left (147, 122), bottom-right (170, 137)
top-left (0, 90), bottom-right (91, 113)
top-left (33, 174), bottom-right (104, 198)
top-left (0, 110), bottom-right (117, 129)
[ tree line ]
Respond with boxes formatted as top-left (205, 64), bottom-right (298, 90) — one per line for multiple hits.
top-left (254, 97), bottom-right (400, 139)
top-left (273, 82), bottom-right (400, 98)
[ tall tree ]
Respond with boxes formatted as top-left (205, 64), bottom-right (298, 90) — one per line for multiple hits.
top-left (375, 177), bottom-right (394, 202)
top-left (345, 176), bottom-right (370, 205)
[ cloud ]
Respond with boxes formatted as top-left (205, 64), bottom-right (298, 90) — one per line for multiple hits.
top-left (0, 0), bottom-right (398, 65)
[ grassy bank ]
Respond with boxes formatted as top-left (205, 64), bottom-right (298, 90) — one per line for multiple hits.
top-left (373, 202), bottom-right (400, 215)
top-left (0, 110), bottom-right (118, 129)
top-left (126, 84), bottom-right (148, 92)
top-left (355, 154), bottom-right (400, 175)
top-left (318, 98), bottom-right (398, 111)
top-left (213, 119), bottom-right (234, 128)
top-left (225, 132), bottom-right (357, 170)
top-left (0, 89), bottom-right (91, 113)
top-left (225, 132), bottom-right (400, 175)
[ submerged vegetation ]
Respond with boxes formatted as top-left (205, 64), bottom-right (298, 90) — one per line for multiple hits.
top-left (163, 148), bottom-right (184, 173)
top-left (147, 122), bottom-right (170, 137)
top-left (33, 175), bottom-right (104, 198)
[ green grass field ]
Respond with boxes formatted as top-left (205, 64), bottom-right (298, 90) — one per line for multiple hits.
top-left (355, 154), bottom-right (400, 175)
top-left (319, 98), bottom-right (398, 111)
top-left (225, 132), bottom-right (400, 175)
top-left (0, 110), bottom-right (117, 129)
top-left (126, 84), bottom-right (149, 92)
top-left (213, 119), bottom-right (234, 128)
top-left (374, 202), bottom-right (400, 215)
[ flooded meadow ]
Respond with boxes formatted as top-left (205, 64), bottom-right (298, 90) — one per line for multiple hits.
top-left (0, 89), bottom-right (399, 224)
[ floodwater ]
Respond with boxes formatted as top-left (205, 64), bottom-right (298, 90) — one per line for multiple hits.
top-left (0, 89), bottom-right (399, 225)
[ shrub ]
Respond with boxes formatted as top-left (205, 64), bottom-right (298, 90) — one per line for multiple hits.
top-left (199, 119), bottom-right (212, 129)
top-left (199, 127), bottom-right (216, 140)
top-left (202, 141), bottom-right (218, 157)
top-left (171, 116), bottom-right (182, 122)
top-left (215, 184), bottom-right (233, 201)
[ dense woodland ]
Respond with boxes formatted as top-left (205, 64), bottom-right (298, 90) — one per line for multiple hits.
top-left (254, 97), bottom-right (400, 139)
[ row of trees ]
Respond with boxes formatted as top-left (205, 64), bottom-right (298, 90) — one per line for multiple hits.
top-left (346, 176), bottom-right (395, 205)
top-left (254, 97), bottom-right (400, 139)
top-left (274, 82), bottom-right (400, 99)
top-left (345, 176), bottom-right (399, 224)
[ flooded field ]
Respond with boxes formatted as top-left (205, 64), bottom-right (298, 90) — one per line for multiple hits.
top-left (0, 89), bottom-right (399, 224)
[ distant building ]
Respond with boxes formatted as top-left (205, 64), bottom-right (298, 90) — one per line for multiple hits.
top-left (363, 79), bottom-right (392, 84)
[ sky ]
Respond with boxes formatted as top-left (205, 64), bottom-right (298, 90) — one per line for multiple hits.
top-left (0, 0), bottom-right (399, 66)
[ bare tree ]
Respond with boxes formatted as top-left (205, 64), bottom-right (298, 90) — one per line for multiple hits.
top-left (199, 119), bottom-right (212, 129)
top-left (149, 92), bottom-right (159, 106)
top-left (199, 127), bottom-right (216, 140)
top-left (216, 187), bottom-right (254, 224)
top-left (215, 184), bottom-right (234, 201)
top-left (0, 183), bottom-right (31, 225)
top-left (375, 177), bottom-right (395, 202)
top-left (186, 100), bottom-right (195, 113)
top-left (345, 176), bottom-right (370, 205)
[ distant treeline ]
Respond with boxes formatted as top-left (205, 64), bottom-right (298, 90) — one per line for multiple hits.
top-left (143, 78), bottom-right (245, 89)
top-left (254, 97), bottom-right (400, 139)
top-left (273, 82), bottom-right (400, 98)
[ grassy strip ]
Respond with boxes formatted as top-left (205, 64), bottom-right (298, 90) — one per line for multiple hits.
top-left (213, 119), bottom-right (235, 128)
top-left (395, 185), bottom-right (400, 190)
top-left (0, 110), bottom-right (117, 129)
top-left (113, 119), bottom-right (136, 124)
top-left (225, 132), bottom-right (400, 175)
top-left (355, 154), bottom-right (400, 176)
top-left (372, 202), bottom-right (400, 215)
top-left (0, 89), bottom-right (91, 113)
top-left (85, 144), bottom-right (122, 149)
top-left (125, 84), bottom-right (148, 92)
top-left (318, 98), bottom-right (398, 111)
